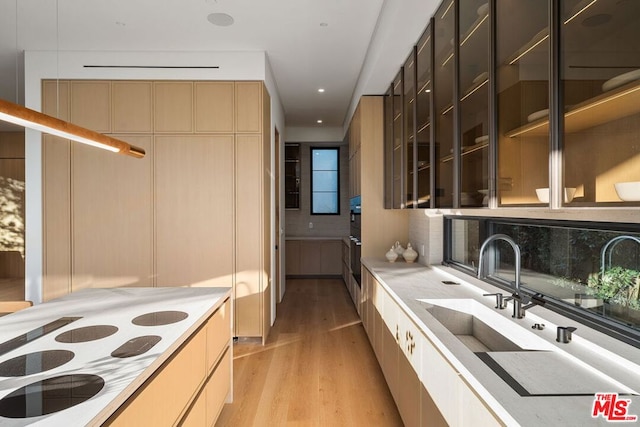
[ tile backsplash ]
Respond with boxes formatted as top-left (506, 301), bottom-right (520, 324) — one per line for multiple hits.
top-left (408, 210), bottom-right (444, 266)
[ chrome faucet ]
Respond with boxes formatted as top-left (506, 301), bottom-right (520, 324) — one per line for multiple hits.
top-left (600, 235), bottom-right (640, 275)
top-left (478, 234), bottom-right (531, 318)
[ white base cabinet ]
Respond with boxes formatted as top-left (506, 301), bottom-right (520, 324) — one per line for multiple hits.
top-left (362, 267), bottom-right (499, 427)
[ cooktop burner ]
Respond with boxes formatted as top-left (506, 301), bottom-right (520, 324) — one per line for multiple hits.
top-left (111, 335), bottom-right (162, 358)
top-left (0, 374), bottom-right (104, 418)
top-left (0, 350), bottom-right (74, 377)
top-left (132, 311), bottom-right (188, 326)
top-left (55, 325), bottom-right (119, 343)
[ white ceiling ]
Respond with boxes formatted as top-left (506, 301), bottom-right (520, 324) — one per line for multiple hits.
top-left (0, 0), bottom-right (439, 133)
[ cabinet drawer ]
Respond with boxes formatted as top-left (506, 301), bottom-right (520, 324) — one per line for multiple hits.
top-left (107, 328), bottom-right (207, 426)
top-left (207, 298), bottom-right (231, 372)
top-left (206, 348), bottom-right (232, 425)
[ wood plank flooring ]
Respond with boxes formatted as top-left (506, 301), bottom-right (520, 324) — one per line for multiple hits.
top-left (215, 278), bottom-right (403, 427)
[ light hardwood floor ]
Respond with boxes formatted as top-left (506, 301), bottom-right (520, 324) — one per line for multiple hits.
top-left (215, 278), bottom-right (403, 427)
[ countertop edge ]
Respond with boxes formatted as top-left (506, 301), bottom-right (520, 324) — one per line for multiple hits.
top-left (90, 287), bottom-right (233, 426)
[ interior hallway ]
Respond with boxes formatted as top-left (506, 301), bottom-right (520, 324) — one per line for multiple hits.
top-left (215, 278), bottom-right (403, 426)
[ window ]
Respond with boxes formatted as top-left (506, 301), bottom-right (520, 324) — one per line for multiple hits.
top-left (445, 216), bottom-right (640, 348)
top-left (310, 147), bottom-right (340, 215)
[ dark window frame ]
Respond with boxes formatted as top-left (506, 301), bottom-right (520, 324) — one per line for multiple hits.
top-left (310, 147), bottom-right (340, 215)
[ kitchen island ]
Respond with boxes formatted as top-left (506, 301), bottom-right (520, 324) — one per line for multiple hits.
top-left (0, 287), bottom-right (232, 426)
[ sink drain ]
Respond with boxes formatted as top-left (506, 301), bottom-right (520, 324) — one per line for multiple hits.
top-left (442, 280), bottom-right (460, 285)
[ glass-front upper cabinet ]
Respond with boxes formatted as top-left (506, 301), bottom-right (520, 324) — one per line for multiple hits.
top-left (392, 71), bottom-right (404, 209)
top-left (416, 26), bottom-right (432, 208)
top-left (561, 0), bottom-right (640, 206)
top-left (434, 0), bottom-right (455, 208)
top-left (496, 0), bottom-right (550, 206)
top-left (384, 86), bottom-right (394, 209)
top-left (404, 50), bottom-right (417, 207)
top-left (459, 0), bottom-right (489, 207)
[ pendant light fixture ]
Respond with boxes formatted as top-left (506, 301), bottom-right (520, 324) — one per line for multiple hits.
top-left (0, 99), bottom-right (145, 158)
top-left (0, 0), bottom-right (145, 159)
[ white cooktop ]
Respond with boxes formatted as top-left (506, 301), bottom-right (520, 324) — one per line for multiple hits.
top-left (0, 287), bottom-right (231, 426)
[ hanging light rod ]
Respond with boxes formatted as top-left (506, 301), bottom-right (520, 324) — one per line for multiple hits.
top-left (0, 98), bottom-right (145, 158)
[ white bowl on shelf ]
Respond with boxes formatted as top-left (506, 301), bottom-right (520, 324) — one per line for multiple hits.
top-left (614, 181), bottom-right (640, 201)
top-left (535, 187), bottom-right (576, 203)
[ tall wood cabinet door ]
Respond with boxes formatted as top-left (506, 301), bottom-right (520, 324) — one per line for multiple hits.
top-left (112, 81), bottom-right (153, 133)
top-left (236, 134), bottom-right (263, 337)
top-left (235, 82), bottom-right (262, 133)
top-left (42, 134), bottom-right (72, 301)
top-left (72, 135), bottom-right (153, 290)
top-left (154, 82), bottom-right (193, 133)
top-left (261, 83), bottom-right (271, 344)
top-left (42, 81), bottom-right (71, 301)
top-left (195, 82), bottom-right (235, 133)
top-left (70, 81), bottom-right (111, 132)
top-left (155, 135), bottom-right (234, 288)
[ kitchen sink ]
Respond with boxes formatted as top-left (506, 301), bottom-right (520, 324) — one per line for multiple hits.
top-left (417, 299), bottom-right (638, 396)
top-left (417, 299), bottom-right (553, 353)
top-left (425, 304), bottom-right (522, 352)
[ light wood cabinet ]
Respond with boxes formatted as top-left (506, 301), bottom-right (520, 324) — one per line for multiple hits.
top-left (72, 135), bottom-right (154, 289)
top-left (348, 97), bottom-right (408, 259)
top-left (235, 82), bottom-right (263, 133)
top-left (236, 133), bottom-right (265, 337)
top-left (112, 81), bottom-right (153, 133)
top-left (42, 81), bottom-right (72, 301)
top-left (42, 79), bottom-right (271, 341)
top-left (107, 298), bottom-right (231, 426)
top-left (154, 82), bottom-right (193, 133)
top-left (195, 82), bottom-right (235, 133)
top-left (285, 240), bottom-right (343, 276)
top-left (155, 135), bottom-right (234, 288)
top-left (70, 81), bottom-right (111, 132)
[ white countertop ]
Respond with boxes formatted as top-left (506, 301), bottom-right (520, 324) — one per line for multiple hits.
top-left (0, 287), bottom-right (231, 426)
top-left (362, 258), bottom-right (640, 426)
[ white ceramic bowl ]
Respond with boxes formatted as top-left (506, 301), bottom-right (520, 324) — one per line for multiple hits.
top-left (535, 187), bottom-right (576, 203)
top-left (614, 181), bottom-right (640, 201)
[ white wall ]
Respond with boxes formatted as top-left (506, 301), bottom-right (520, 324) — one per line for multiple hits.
top-left (24, 50), bottom-right (283, 304)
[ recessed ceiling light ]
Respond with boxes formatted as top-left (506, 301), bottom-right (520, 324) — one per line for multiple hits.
top-left (207, 13), bottom-right (234, 27)
top-left (320, 22), bottom-right (328, 27)
top-left (318, 88), bottom-right (325, 93)
top-left (317, 120), bottom-right (323, 124)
